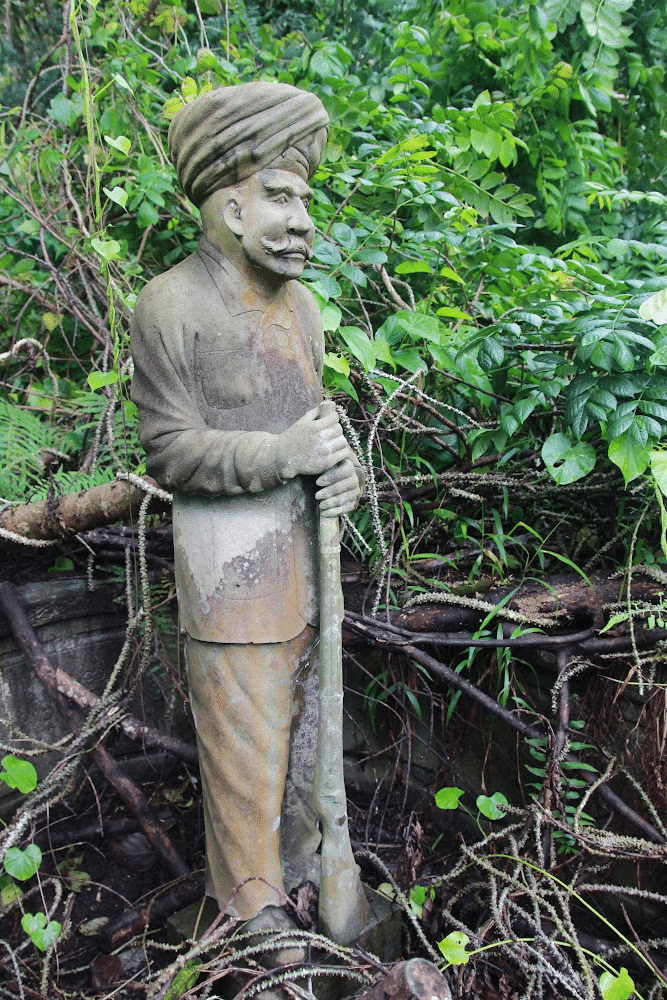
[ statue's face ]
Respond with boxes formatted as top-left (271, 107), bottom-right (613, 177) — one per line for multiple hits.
top-left (198, 168), bottom-right (316, 289)
top-left (233, 168), bottom-right (315, 283)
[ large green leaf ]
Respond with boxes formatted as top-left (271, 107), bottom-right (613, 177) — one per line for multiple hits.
top-left (320, 303), bottom-right (342, 332)
top-left (311, 240), bottom-right (342, 266)
top-left (478, 338), bottom-right (505, 371)
top-left (0, 756), bottom-right (37, 793)
top-left (542, 434), bottom-right (596, 484)
top-left (608, 430), bottom-right (652, 485)
top-left (476, 792), bottom-right (508, 820)
top-left (339, 327), bottom-right (376, 371)
top-left (5, 844), bottom-right (42, 881)
top-left (650, 448), bottom-right (667, 497)
top-left (163, 960), bottom-right (203, 1000)
top-left (435, 786), bottom-right (464, 810)
top-left (20, 912), bottom-right (61, 952)
top-left (599, 967), bottom-right (635, 1000)
top-left (437, 930), bottom-right (471, 965)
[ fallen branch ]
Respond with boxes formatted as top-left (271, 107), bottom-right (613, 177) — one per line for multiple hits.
top-left (0, 581), bottom-right (190, 879)
top-left (0, 583), bottom-right (197, 767)
top-left (0, 476), bottom-right (170, 545)
top-left (100, 873), bottom-right (206, 952)
top-left (391, 572), bottom-right (667, 633)
top-left (34, 809), bottom-right (176, 849)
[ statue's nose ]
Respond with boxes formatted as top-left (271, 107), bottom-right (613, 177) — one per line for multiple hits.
top-left (288, 201), bottom-right (314, 237)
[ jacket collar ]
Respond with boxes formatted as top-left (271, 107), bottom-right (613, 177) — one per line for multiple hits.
top-left (198, 238), bottom-right (294, 329)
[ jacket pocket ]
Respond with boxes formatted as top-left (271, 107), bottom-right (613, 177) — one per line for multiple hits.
top-left (196, 348), bottom-right (254, 409)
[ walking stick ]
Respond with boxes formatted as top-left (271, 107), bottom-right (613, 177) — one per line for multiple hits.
top-left (313, 401), bottom-right (373, 944)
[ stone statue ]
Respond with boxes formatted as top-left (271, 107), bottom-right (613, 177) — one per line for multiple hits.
top-left (130, 82), bottom-right (366, 958)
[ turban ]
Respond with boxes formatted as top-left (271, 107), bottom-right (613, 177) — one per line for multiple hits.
top-left (168, 82), bottom-right (329, 207)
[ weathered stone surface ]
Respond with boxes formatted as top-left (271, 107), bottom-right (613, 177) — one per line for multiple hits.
top-left (0, 577), bottom-right (185, 796)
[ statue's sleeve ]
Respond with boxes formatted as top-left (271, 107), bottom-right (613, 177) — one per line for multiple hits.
top-left (130, 284), bottom-right (282, 497)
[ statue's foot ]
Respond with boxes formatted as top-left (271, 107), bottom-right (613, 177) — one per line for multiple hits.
top-left (242, 904), bottom-right (306, 968)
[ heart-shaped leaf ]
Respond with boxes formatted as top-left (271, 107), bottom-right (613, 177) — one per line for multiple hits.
top-left (435, 786), bottom-right (464, 810)
top-left (21, 911), bottom-right (61, 952)
top-left (437, 930), bottom-right (471, 965)
top-left (542, 433), bottom-right (596, 485)
top-left (104, 134), bottom-right (131, 155)
top-left (0, 755), bottom-right (37, 793)
top-left (476, 792), bottom-right (508, 821)
top-left (599, 967), bottom-right (635, 1000)
top-left (91, 237), bottom-right (121, 262)
top-left (5, 844), bottom-right (42, 881)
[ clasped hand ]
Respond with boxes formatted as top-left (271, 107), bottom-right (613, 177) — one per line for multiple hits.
top-left (275, 405), bottom-right (362, 517)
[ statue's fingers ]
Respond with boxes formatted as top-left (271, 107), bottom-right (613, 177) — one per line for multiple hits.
top-left (316, 459), bottom-right (353, 487)
top-left (320, 496), bottom-right (357, 517)
top-left (318, 485), bottom-right (357, 508)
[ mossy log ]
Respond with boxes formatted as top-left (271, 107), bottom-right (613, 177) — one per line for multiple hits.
top-left (0, 476), bottom-right (170, 545)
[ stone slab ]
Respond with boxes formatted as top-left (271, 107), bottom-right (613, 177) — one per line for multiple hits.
top-left (0, 576), bottom-right (189, 804)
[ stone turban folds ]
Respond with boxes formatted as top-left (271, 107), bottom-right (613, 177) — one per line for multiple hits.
top-left (168, 81), bottom-right (329, 207)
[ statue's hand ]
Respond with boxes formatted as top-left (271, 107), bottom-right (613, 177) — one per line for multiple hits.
top-left (275, 405), bottom-right (350, 480)
top-left (315, 458), bottom-right (362, 517)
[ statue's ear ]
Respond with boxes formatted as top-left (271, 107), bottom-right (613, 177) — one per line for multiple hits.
top-left (223, 196), bottom-right (244, 237)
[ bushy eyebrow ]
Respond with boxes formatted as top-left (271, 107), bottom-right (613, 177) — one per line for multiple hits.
top-left (262, 179), bottom-right (314, 201)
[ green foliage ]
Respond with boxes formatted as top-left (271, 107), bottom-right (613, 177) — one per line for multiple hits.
top-left (1, 0), bottom-right (666, 513)
top-left (524, 729), bottom-right (598, 855)
top-left (476, 791), bottom-right (508, 821)
top-left (600, 967), bottom-right (636, 1000)
top-left (0, 760), bottom-right (61, 955)
top-left (20, 912), bottom-right (62, 952)
top-left (434, 785), bottom-right (512, 839)
top-left (4, 844), bottom-right (41, 881)
top-left (438, 929), bottom-right (471, 965)
top-left (541, 433), bottom-right (597, 484)
top-left (162, 960), bottom-right (203, 1000)
top-left (0, 755), bottom-right (37, 794)
top-left (57, 853), bottom-right (91, 894)
top-left (407, 884), bottom-right (434, 919)
top-left (434, 786), bottom-right (464, 810)
top-left (436, 927), bottom-right (638, 1000)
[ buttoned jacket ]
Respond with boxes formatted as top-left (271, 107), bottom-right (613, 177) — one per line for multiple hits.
top-left (130, 240), bottom-right (327, 643)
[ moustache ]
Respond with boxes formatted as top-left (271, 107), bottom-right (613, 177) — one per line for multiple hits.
top-left (261, 236), bottom-right (312, 260)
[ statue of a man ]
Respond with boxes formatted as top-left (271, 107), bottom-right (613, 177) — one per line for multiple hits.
top-left (130, 83), bottom-right (363, 949)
